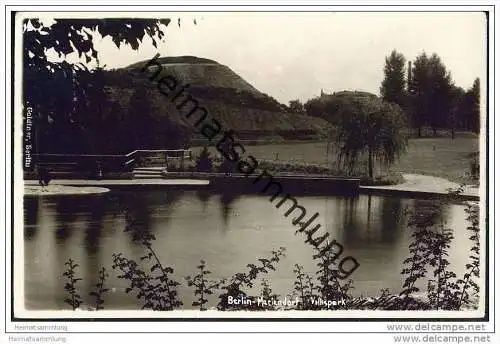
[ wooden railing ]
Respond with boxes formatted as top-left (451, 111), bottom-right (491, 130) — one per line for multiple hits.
top-left (31, 149), bottom-right (193, 172)
top-left (125, 149), bottom-right (192, 159)
top-left (124, 149), bottom-right (192, 168)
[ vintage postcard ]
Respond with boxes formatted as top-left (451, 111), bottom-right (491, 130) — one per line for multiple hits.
top-left (9, 9), bottom-right (490, 326)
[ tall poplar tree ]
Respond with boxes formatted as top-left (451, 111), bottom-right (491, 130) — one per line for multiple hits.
top-left (408, 53), bottom-right (430, 137)
top-left (462, 78), bottom-right (480, 133)
top-left (408, 52), bottom-right (454, 136)
top-left (427, 53), bottom-right (454, 135)
top-left (380, 50), bottom-right (407, 109)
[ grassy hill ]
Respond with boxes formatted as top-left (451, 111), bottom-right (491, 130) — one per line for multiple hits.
top-left (127, 55), bottom-right (262, 95)
top-left (103, 56), bottom-right (333, 141)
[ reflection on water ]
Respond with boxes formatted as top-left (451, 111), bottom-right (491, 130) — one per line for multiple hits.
top-left (24, 197), bottom-right (39, 240)
top-left (23, 190), bottom-right (469, 310)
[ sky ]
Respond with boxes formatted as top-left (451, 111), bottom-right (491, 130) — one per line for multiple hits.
top-left (45, 12), bottom-right (487, 104)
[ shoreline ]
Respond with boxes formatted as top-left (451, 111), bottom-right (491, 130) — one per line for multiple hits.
top-left (23, 173), bottom-right (479, 201)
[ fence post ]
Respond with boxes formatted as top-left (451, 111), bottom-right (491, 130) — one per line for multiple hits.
top-left (180, 150), bottom-right (185, 171)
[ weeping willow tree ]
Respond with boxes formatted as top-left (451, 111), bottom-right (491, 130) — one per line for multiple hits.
top-left (335, 95), bottom-right (408, 179)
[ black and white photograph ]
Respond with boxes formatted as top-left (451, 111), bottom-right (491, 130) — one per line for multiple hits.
top-left (9, 8), bottom-right (490, 325)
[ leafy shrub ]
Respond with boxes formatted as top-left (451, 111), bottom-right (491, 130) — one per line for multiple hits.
top-left (256, 160), bottom-right (404, 185)
top-left (218, 157), bottom-right (237, 175)
top-left (399, 191), bottom-right (480, 310)
top-left (195, 147), bottom-right (214, 173)
top-left (291, 264), bottom-right (316, 310)
top-left (89, 268), bottom-right (109, 310)
top-left (456, 203), bottom-right (480, 309)
top-left (63, 259), bottom-right (109, 311)
top-left (63, 258), bottom-right (83, 310)
top-left (359, 172), bottom-right (405, 186)
top-left (185, 260), bottom-right (220, 311)
top-left (256, 160), bottom-right (335, 176)
top-left (112, 220), bottom-right (182, 310)
top-left (216, 247), bottom-right (286, 311)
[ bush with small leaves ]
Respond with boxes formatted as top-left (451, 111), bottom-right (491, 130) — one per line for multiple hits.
top-left (217, 247), bottom-right (286, 311)
top-left (291, 264), bottom-right (317, 310)
top-left (218, 157), bottom-right (237, 175)
top-left (63, 258), bottom-right (83, 310)
top-left (426, 225), bottom-right (459, 310)
top-left (256, 278), bottom-right (281, 310)
top-left (456, 203), bottom-right (480, 310)
top-left (185, 260), bottom-right (221, 311)
top-left (399, 187), bottom-right (481, 310)
top-left (89, 267), bottom-right (109, 310)
top-left (111, 215), bottom-right (182, 310)
top-left (399, 227), bottom-right (433, 309)
top-left (196, 147), bottom-right (214, 173)
top-left (313, 247), bottom-right (354, 310)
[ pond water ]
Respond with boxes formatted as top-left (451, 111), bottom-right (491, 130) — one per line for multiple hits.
top-left (23, 189), bottom-right (472, 310)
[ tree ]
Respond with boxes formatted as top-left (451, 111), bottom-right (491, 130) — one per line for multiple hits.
top-left (72, 65), bottom-right (111, 153)
top-left (408, 52), bottom-right (454, 136)
top-left (22, 17), bottom-right (171, 157)
top-left (334, 96), bottom-right (408, 180)
top-left (427, 54), bottom-right (454, 135)
top-left (23, 18), bottom-right (170, 72)
top-left (462, 78), bottom-right (480, 133)
top-left (127, 88), bottom-right (155, 150)
top-left (304, 91), bottom-right (378, 124)
top-left (120, 87), bottom-right (190, 152)
top-left (380, 50), bottom-right (407, 109)
top-left (288, 99), bottom-right (305, 113)
top-left (448, 85), bottom-right (466, 139)
top-left (408, 53), bottom-right (430, 137)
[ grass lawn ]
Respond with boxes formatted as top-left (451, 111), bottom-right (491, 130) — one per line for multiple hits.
top-left (192, 133), bottom-right (479, 184)
top-left (389, 135), bottom-right (479, 184)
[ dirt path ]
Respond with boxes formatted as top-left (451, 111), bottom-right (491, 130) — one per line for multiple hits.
top-left (360, 173), bottom-right (479, 199)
